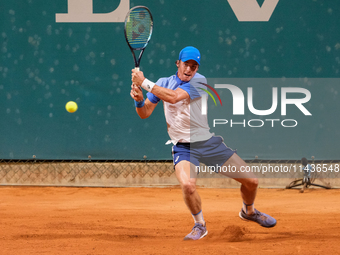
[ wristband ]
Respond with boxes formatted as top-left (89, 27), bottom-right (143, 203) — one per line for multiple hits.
top-left (134, 99), bottom-right (145, 108)
top-left (141, 78), bottom-right (155, 92)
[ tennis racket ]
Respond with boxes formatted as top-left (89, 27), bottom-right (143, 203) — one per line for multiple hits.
top-left (124, 6), bottom-right (153, 71)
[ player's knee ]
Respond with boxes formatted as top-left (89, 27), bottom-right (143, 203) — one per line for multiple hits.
top-left (245, 178), bottom-right (258, 191)
top-left (181, 181), bottom-right (197, 195)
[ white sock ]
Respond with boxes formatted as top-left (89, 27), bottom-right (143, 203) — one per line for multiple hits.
top-left (243, 202), bottom-right (255, 215)
top-left (192, 210), bottom-right (205, 225)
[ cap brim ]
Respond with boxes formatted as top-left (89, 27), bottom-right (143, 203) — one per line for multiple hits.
top-left (181, 57), bottom-right (200, 65)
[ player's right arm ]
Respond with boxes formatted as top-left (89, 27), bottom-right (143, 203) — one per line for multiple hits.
top-left (130, 84), bottom-right (157, 119)
top-left (136, 99), bottom-right (157, 119)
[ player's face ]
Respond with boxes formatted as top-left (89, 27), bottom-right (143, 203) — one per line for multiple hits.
top-left (177, 60), bottom-right (199, 82)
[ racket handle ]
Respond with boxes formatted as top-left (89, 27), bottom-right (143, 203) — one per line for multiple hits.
top-left (133, 67), bottom-right (141, 95)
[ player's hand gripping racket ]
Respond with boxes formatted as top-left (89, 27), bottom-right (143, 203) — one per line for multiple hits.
top-left (124, 6), bottom-right (153, 72)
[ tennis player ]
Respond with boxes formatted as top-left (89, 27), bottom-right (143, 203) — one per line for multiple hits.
top-left (130, 46), bottom-right (276, 240)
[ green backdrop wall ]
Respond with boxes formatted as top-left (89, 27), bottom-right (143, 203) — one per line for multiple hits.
top-left (1, 0), bottom-right (339, 160)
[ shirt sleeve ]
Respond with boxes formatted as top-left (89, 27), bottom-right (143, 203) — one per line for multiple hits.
top-left (146, 77), bottom-right (166, 104)
top-left (147, 92), bottom-right (160, 104)
top-left (179, 76), bottom-right (208, 100)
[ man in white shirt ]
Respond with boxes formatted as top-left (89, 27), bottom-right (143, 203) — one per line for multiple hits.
top-left (130, 46), bottom-right (276, 240)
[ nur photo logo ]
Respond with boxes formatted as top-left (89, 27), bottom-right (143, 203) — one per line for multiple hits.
top-left (198, 82), bottom-right (223, 115)
top-left (200, 80), bottom-right (312, 128)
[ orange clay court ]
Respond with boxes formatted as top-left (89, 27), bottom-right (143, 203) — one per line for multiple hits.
top-left (0, 186), bottom-right (339, 255)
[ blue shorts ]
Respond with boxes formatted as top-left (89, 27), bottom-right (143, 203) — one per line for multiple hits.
top-left (172, 136), bottom-right (236, 167)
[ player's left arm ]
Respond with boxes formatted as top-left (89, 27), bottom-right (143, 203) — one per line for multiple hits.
top-left (150, 85), bottom-right (189, 104)
top-left (131, 69), bottom-right (189, 104)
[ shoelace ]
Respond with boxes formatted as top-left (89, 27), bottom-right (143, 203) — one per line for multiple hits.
top-left (191, 223), bottom-right (205, 233)
top-left (253, 209), bottom-right (267, 221)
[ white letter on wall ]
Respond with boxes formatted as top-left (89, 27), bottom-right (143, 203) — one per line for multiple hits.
top-left (56, 0), bottom-right (129, 23)
top-left (227, 0), bottom-right (279, 22)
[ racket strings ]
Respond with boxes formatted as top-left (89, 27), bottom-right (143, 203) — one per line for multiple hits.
top-left (126, 9), bottom-right (152, 49)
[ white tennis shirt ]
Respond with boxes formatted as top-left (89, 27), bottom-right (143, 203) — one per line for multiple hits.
top-left (147, 73), bottom-right (213, 145)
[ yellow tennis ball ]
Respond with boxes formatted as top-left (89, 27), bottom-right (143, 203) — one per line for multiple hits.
top-left (66, 101), bottom-right (78, 113)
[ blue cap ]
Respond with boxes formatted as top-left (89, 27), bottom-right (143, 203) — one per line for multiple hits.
top-left (179, 46), bottom-right (201, 65)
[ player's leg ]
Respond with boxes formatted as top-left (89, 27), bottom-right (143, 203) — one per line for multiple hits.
top-left (175, 160), bottom-right (201, 217)
top-left (175, 160), bottom-right (208, 240)
top-left (221, 153), bottom-right (276, 228)
top-left (220, 153), bottom-right (258, 213)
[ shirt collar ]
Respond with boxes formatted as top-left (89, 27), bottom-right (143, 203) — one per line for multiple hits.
top-left (176, 72), bottom-right (188, 86)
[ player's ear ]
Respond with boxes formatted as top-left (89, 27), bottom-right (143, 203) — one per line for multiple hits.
top-left (175, 60), bottom-right (180, 68)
